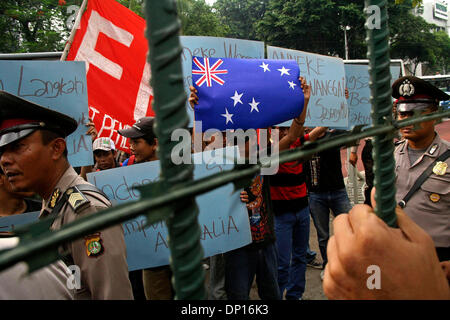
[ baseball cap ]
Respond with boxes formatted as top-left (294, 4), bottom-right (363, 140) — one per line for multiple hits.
top-left (118, 117), bottom-right (155, 139)
top-left (93, 137), bottom-right (116, 152)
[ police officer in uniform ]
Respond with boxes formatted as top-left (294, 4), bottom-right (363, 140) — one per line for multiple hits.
top-left (392, 76), bottom-right (450, 262)
top-left (0, 91), bottom-right (133, 299)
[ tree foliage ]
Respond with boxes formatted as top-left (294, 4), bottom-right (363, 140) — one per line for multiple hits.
top-left (214, 0), bottom-right (269, 40)
top-left (177, 0), bottom-right (229, 37)
top-left (0, 0), bottom-right (74, 53)
top-left (256, 0), bottom-right (366, 57)
top-left (428, 31), bottom-right (450, 74)
top-left (0, 0), bottom-right (448, 75)
top-left (0, 0), bottom-right (226, 53)
top-left (115, 0), bottom-right (143, 16)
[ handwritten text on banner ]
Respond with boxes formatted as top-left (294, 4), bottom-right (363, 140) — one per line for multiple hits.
top-left (87, 147), bottom-right (252, 271)
top-left (267, 46), bottom-right (349, 128)
top-left (345, 64), bottom-right (402, 128)
top-left (0, 61), bottom-right (92, 167)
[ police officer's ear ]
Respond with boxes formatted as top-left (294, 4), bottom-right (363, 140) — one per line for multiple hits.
top-left (48, 137), bottom-right (67, 161)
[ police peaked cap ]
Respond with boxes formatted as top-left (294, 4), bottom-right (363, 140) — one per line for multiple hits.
top-left (0, 90), bottom-right (78, 148)
top-left (392, 76), bottom-right (450, 112)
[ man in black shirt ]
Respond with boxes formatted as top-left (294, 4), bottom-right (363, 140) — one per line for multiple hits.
top-left (304, 129), bottom-right (352, 277)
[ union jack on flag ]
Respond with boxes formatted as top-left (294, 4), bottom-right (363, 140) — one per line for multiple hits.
top-left (192, 56), bottom-right (304, 131)
top-left (192, 57), bottom-right (228, 87)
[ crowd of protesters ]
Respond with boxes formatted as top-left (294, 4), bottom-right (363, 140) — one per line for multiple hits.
top-left (0, 75), bottom-right (448, 300)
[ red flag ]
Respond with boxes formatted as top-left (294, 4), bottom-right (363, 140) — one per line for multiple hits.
top-left (66, 0), bottom-right (153, 151)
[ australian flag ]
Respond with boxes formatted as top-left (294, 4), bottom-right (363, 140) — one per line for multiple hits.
top-left (192, 57), bottom-right (304, 131)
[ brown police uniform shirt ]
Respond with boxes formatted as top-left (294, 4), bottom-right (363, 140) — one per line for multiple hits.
top-left (394, 134), bottom-right (450, 248)
top-left (40, 167), bottom-right (133, 300)
top-left (0, 238), bottom-right (74, 300)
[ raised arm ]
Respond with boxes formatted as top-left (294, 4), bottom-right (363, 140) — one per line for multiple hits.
top-left (278, 77), bottom-right (311, 151)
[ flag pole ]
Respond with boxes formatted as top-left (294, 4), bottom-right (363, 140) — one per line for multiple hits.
top-left (60, 0), bottom-right (88, 61)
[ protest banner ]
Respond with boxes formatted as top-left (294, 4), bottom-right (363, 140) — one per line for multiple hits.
top-left (87, 147), bottom-right (252, 271)
top-left (66, 0), bottom-right (152, 152)
top-left (0, 211), bottom-right (40, 233)
top-left (345, 64), bottom-right (402, 128)
top-left (0, 61), bottom-right (92, 167)
top-left (267, 46), bottom-right (349, 128)
top-left (180, 36), bottom-right (265, 127)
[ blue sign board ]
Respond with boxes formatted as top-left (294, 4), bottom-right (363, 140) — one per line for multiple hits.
top-left (345, 64), bottom-right (401, 128)
top-left (87, 147), bottom-right (252, 271)
top-left (266, 46), bottom-right (349, 128)
top-left (0, 211), bottom-right (40, 233)
top-left (0, 61), bottom-right (92, 167)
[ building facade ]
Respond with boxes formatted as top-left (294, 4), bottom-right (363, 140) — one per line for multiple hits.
top-left (414, 0), bottom-right (449, 36)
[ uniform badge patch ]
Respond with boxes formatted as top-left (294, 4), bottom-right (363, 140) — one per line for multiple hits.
top-left (432, 161), bottom-right (448, 176)
top-left (399, 79), bottom-right (415, 97)
top-left (67, 186), bottom-right (90, 212)
top-left (49, 188), bottom-right (60, 209)
top-left (429, 193), bottom-right (440, 203)
top-left (85, 233), bottom-right (103, 257)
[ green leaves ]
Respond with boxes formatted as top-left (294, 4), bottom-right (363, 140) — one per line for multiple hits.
top-left (214, 0), bottom-right (269, 40)
top-left (256, 0), bottom-right (366, 57)
top-left (0, 0), bottom-right (70, 53)
top-left (177, 0), bottom-right (229, 37)
top-left (395, 0), bottom-right (423, 7)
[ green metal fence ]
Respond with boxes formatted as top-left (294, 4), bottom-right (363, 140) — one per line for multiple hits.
top-left (0, 0), bottom-right (448, 299)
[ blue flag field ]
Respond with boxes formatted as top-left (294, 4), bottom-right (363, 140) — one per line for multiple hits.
top-left (192, 57), bottom-right (304, 131)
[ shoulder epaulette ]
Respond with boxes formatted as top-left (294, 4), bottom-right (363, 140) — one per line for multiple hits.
top-left (395, 139), bottom-right (406, 146)
top-left (65, 186), bottom-right (90, 213)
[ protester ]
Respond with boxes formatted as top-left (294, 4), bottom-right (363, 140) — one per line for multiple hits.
top-left (202, 134), bottom-right (228, 300)
top-left (392, 76), bottom-right (449, 262)
top-left (0, 90), bottom-right (133, 299)
top-left (268, 125), bottom-right (313, 300)
top-left (349, 100), bottom-right (399, 206)
top-left (80, 137), bottom-right (121, 180)
top-left (118, 116), bottom-right (174, 300)
top-left (92, 137), bottom-right (121, 170)
top-left (304, 127), bottom-right (353, 280)
top-left (0, 167), bottom-right (41, 217)
top-left (189, 76), bottom-right (311, 299)
top-left (238, 78), bottom-right (311, 300)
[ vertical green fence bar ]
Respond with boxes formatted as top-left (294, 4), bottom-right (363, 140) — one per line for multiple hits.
top-left (365, 0), bottom-right (398, 227)
top-left (144, 0), bottom-right (206, 299)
